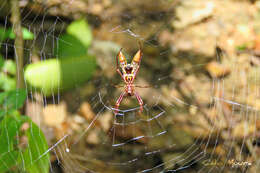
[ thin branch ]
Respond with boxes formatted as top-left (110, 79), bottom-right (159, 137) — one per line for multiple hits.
top-left (10, 0), bottom-right (24, 89)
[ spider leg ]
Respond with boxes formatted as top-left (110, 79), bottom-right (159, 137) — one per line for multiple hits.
top-left (116, 48), bottom-right (123, 69)
top-left (114, 91), bottom-right (126, 115)
top-left (131, 45), bottom-right (143, 81)
top-left (135, 85), bottom-right (150, 88)
top-left (116, 48), bottom-right (126, 81)
top-left (113, 84), bottom-right (124, 88)
top-left (134, 91), bottom-right (143, 113)
top-left (116, 69), bottom-right (124, 81)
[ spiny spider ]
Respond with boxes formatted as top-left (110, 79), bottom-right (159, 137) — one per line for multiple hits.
top-left (114, 44), bottom-right (148, 115)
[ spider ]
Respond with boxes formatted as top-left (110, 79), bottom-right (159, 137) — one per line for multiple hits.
top-left (114, 45), bottom-right (147, 115)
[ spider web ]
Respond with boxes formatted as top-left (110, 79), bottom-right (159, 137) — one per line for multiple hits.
top-left (0, 0), bottom-right (259, 173)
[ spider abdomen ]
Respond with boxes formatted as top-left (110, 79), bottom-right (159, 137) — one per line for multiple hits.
top-left (125, 84), bottom-right (134, 96)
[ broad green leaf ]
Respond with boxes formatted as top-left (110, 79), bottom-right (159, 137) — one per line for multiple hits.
top-left (0, 89), bottom-right (27, 110)
top-left (8, 28), bottom-right (34, 40)
top-left (55, 34), bottom-right (87, 58)
top-left (2, 60), bottom-right (16, 75)
top-left (21, 121), bottom-right (49, 173)
top-left (0, 150), bottom-right (19, 172)
top-left (25, 55), bottom-right (96, 96)
top-left (66, 19), bottom-right (92, 48)
top-left (0, 115), bottom-right (20, 153)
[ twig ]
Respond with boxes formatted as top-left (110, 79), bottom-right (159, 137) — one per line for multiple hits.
top-left (10, 0), bottom-right (24, 89)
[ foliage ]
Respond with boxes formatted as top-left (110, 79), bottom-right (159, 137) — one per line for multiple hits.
top-left (0, 27), bottom-right (34, 92)
top-left (24, 55), bottom-right (96, 96)
top-left (0, 89), bottom-right (50, 173)
top-left (0, 27), bottom-right (34, 42)
top-left (66, 19), bottom-right (92, 48)
top-left (56, 34), bottom-right (87, 58)
top-left (55, 19), bottom-right (92, 58)
top-left (24, 19), bottom-right (96, 96)
top-left (0, 57), bottom-right (16, 92)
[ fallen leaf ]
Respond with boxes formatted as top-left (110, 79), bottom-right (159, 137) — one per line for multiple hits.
top-left (206, 61), bottom-right (230, 78)
top-left (233, 122), bottom-right (255, 139)
top-left (86, 129), bottom-right (100, 145)
top-left (78, 102), bottom-right (95, 122)
top-left (100, 112), bottom-right (113, 132)
top-left (43, 102), bottom-right (67, 127)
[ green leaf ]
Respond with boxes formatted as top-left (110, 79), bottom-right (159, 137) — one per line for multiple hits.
top-left (21, 28), bottom-right (34, 40)
top-left (0, 110), bottom-right (5, 119)
top-left (8, 27), bottom-right (34, 40)
top-left (0, 115), bottom-right (23, 172)
top-left (236, 44), bottom-right (247, 51)
top-left (0, 73), bottom-right (16, 91)
top-left (0, 115), bottom-right (20, 154)
top-left (0, 112), bottom-right (49, 173)
top-left (0, 150), bottom-right (19, 172)
top-left (0, 55), bottom-right (4, 70)
top-left (0, 27), bottom-right (8, 42)
top-left (25, 55), bottom-right (96, 96)
top-left (55, 34), bottom-right (87, 58)
top-left (21, 121), bottom-right (49, 173)
top-left (0, 91), bottom-right (8, 105)
top-left (2, 60), bottom-right (16, 75)
top-left (0, 89), bottom-right (27, 110)
top-left (66, 19), bottom-right (92, 48)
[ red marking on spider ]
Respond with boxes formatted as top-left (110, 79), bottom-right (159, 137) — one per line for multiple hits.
top-left (114, 44), bottom-right (148, 115)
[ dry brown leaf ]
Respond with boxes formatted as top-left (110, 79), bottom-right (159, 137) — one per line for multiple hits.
top-left (26, 100), bottom-right (43, 127)
top-left (100, 112), bottom-right (113, 132)
top-left (78, 102), bottom-right (95, 122)
top-left (54, 122), bottom-right (70, 139)
top-left (233, 122), bottom-right (256, 139)
top-left (254, 35), bottom-right (260, 52)
top-left (86, 130), bottom-right (100, 145)
top-left (43, 102), bottom-right (67, 128)
top-left (206, 61), bottom-right (230, 78)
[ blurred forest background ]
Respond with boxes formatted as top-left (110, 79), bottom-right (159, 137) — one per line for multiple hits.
top-left (0, 0), bottom-right (260, 173)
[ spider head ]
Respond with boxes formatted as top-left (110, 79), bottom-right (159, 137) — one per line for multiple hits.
top-left (125, 64), bottom-right (133, 74)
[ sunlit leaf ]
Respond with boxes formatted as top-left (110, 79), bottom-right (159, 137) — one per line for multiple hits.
top-left (24, 55), bottom-right (96, 96)
top-left (8, 27), bottom-right (34, 40)
top-left (21, 28), bottom-right (34, 40)
top-left (66, 19), bottom-right (92, 48)
top-left (2, 60), bottom-right (16, 75)
top-left (0, 73), bottom-right (16, 91)
top-left (21, 120), bottom-right (49, 173)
